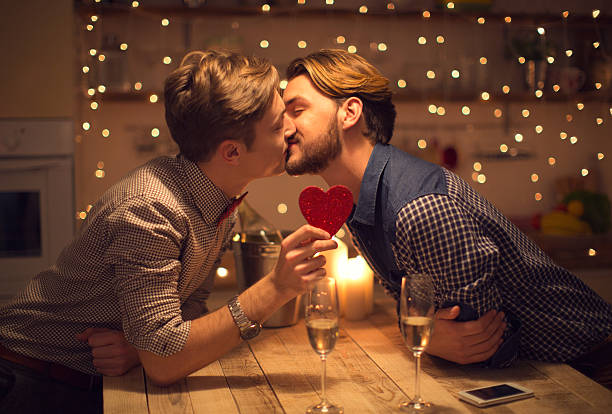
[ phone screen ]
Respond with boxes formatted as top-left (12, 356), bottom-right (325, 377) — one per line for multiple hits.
top-left (466, 384), bottom-right (525, 400)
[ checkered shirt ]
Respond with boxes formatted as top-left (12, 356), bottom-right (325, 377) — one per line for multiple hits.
top-left (0, 155), bottom-right (237, 375)
top-left (388, 170), bottom-right (612, 362)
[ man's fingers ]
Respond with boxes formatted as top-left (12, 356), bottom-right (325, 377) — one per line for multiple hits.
top-left (282, 225), bottom-right (331, 250)
top-left (465, 338), bottom-right (503, 363)
top-left (435, 306), bottom-right (460, 320)
top-left (286, 240), bottom-right (337, 264)
top-left (461, 310), bottom-right (498, 336)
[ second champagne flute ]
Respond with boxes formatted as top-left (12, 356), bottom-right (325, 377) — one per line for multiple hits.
top-left (399, 273), bottom-right (435, 411)
top-left (305, 277), bottom-right (343, 414)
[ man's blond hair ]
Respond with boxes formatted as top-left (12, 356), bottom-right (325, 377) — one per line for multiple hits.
top-left (164, 49), bottom-right (279, 162)
top-left (287, 49), bottom-right (396, 144)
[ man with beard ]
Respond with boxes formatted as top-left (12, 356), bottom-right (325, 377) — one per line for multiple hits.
top-left (0, 49), bottom-right (337, 413)
top-left (282, 49), bottom-right (612, 385)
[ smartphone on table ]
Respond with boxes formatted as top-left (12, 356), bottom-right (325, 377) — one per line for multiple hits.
top-left (457, 383), bottom-right (534, 407)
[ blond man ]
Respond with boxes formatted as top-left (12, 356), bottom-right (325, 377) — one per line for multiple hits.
top-left (0, 49), bottom-right (336, 413)
top-left (283, 49), bottom-right (612, 382)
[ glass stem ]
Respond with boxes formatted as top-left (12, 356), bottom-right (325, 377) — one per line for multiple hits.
top-left (414, 352), bottom-right (422, 402)
top-left (320, 355), bottom-right (328, 404)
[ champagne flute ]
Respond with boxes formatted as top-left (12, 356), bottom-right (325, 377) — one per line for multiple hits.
top-left (399, 273), bottom-right (435, 411)
top-left (305, 277), bottom-right (343, 414)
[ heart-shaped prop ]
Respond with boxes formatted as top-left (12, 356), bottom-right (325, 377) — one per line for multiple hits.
top-left (299, 185), bottom-right (354, 236)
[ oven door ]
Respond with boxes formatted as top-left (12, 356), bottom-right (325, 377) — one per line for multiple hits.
top-left (0, 157), bottom-right (74, 301)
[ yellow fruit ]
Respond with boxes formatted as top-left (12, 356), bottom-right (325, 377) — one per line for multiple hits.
top-left (566, 200), bottom-right (584, 217)
top-left (540, 211), bottom-right (591, 235)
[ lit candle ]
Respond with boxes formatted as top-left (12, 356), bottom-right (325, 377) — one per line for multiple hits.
top-left (342, 255), bottom-right (374, 321)
top-left (319, 237), bottom-right (348, 314)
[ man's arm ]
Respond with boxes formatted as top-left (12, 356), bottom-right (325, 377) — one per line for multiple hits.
top-left (393, 194), bottom-right (512, 365)
top-left (136, 225), bottom-right (336, 386)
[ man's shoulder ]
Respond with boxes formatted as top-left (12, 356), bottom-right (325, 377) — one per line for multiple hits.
top-left (100, 156), bottom-right (186, 210)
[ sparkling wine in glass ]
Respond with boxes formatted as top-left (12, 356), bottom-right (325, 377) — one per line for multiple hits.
top-left (305, 277), bottom-right (343, 414)
top-left (399, 273), bottom-right (435, 411)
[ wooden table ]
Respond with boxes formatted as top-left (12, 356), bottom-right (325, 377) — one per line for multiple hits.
top-left (104, 295), bottom-right (612, 413)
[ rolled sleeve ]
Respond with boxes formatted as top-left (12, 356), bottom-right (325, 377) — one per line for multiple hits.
top-left (104, 195), bottom-right (191, 356)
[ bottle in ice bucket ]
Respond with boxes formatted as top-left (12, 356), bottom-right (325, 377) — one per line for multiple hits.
top-left (232, 200), bottom-right (301, 327)
top-left (236, 200), bottom-right (283, 244)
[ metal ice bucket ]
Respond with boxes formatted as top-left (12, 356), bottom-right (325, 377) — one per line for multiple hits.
top-left (232, 236), bottom-right (301, 328)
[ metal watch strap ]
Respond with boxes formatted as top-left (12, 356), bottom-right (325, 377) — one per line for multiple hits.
top-left (227, 295), bottom-right (261, 340)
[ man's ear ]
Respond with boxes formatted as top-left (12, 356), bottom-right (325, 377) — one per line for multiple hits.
top-left (217, 139), bottom-right (244, 165)
top-left (339, 96), bottom-right (363, 131)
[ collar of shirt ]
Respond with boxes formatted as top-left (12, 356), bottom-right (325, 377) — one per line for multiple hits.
top-left (178, 154), bottom-right (236, 225)
top-left (349, 143), bottom-right (391, 227)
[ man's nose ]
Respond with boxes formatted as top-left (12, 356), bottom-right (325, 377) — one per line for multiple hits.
top-left (284, 114), bottom-right (296, 138)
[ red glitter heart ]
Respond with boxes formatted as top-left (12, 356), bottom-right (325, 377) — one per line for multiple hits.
top-left (299, 185), bottom-right (354, 236)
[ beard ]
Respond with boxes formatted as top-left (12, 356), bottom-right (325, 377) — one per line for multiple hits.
top-left (285, 116), bottom-right (342, 175)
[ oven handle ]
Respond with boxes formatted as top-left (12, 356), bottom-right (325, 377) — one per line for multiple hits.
top-left (0, 158), bottom-right (72, 172)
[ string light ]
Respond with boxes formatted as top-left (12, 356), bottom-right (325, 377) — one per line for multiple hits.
top-left (277, 203), bottom-right (288, 214)
top-left (216, 267), bottom-right (228, 277)
top-left (76, 3), bottom-right (608, 213)
top-left (535, 193), bottom-right (543, 201)
top-left (581, 168), bottom-right (589, 176)
top-left (473, 162), bottom-right (482, 171)
top-left (531, 173), bottom-right (539, 182)
top-left (589, 249), bottom-right (597, 257)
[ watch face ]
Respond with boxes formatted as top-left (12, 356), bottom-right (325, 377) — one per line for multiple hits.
top-left (241, 323), bottom-right (262, 340)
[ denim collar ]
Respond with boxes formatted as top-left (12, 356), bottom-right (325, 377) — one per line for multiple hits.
top-left (350, 143), bottom-right (391, 227)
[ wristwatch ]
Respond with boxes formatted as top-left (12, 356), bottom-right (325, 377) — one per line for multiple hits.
top-left (227, 295), bottom-right (262, 340)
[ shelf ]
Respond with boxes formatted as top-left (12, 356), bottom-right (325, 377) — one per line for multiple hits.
top-left (75, 2), bottom-right (612, 24)
top-left (84, 89), bottom-right (612, 104)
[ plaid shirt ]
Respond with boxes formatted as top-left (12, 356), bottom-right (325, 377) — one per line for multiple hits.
top-left (348, 144), bottom-right (612, 364)
top-left (0, 155), bottom-right (237, 375)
